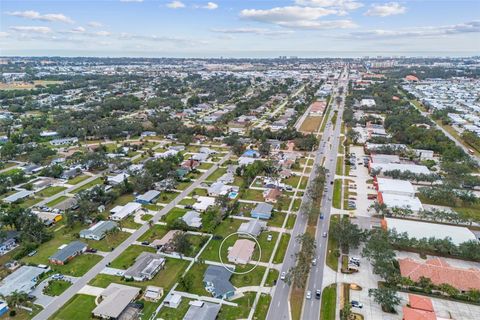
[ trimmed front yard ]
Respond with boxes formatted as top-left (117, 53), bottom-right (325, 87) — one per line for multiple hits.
top-left (50, 294), bottom-right (96, 320)
top-left (110, 245), bottom-right (156, 269)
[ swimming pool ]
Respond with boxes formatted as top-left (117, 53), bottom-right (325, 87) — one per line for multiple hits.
top-left (228, 191), bottom-right (238, 199)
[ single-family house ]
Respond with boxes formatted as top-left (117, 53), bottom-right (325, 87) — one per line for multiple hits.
top-left (251, 203), bottom-right (274, 220)
top-left (109, 202), bottom-right (141, 221)
top-left (79, 220), bottom-right (118, 241)
top-left (203, 265), bottom-right (235, 300)
top-left (183, 301), bottom-right (221, 320)
top-left (0, 231), bottom-right (19, 256)
top-left (193, 196), bottom-right (216, 212)
top-left (238, 219), bottom-right (266, 238)
top-left (263, 188), bottom-right (282, 203)
top-left (0, 265), bottom-right (47, 296)
top-left (3, 190), bottom-right (34, 204)
top-left (49, 241), bottom-right (87, 265)
top-left (182, 211), bottom-right (202, 228)
top-left (135, 190), bottom-right (160, 204)
top-left (92, 283), bottom-right (140, 319)
top-left (228, 239), bottom-right (255, 265)
top-left (107, 173), bottom-right (129, 185)
top-left (124, 252), bottom-right (165, 281)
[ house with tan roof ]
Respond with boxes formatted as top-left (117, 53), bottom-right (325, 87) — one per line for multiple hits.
top-left (227, 239), bottom-right (255, 265)
top-left (399, 257), bottom-right (480, 292)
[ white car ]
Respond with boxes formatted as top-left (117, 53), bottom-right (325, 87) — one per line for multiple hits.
top-left (267, 234), bottom-right (273, 241)
top-left (306, 290), bottom-right (312, 299)
top-left (280, 272), bottom-right (286, 280)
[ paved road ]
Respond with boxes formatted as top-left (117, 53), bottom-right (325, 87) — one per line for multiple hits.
top-left (266, 67), bottom-right (348, 320)
top-left (33, 152), bottom-right (231, 320)
top-left (302, 67), bottom-right (348, 320)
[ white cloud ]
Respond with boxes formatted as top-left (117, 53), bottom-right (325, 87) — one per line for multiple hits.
top-left (211, 28), bottom-right (293, 35)
top-left (88, 21), bottom-right (103, 28)
top-left (94, 31), bottom-right (111, 36)
top-left (70, 26), bottom-right (86, 33)
top-left (120, 0), bottom-right (144, 2)
top-left (204, 2), bottom-right (218, 10)
top-left (295, 0), bottom-right (363, 11)
top-left (167, 1), bottom-right (186, 9)
top-left (239, 6), bottom-right (356, 30)
top-left (351, 20), bottom-right (480, 38)
top-left (9, 26), bottom-right (53, 34)
top-left (7, 10), bottom-right (74, 24)
top-left (365, 2), bottom-right (406, 17)
top-left (0, 32), bottom-right (9, 38)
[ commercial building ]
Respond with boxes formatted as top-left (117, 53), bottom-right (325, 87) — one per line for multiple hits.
top-left (370, 154), bottom-right (400, 164)
top-left (370, 163), bottom-right (430, 176)
top-left (79, 220), bottom-right (118, 241)
top-left (375, 178), bottom-right (416, 197)
top-left (0, 265), bottom-right (48, 296)
top-left (378, 193), bottom-right (423, 212)
top-left (92, 283), bottom-right (140, 319)
top-left (110, 202), bottom-right (142, 221)
top-left (203, 265), bottom-right (235, 300)
top-left (383, 218), bottom-right (477, 245)
top-left (124, 252), bottom-right (165, 281)
top-left (228, 239), bottom-right (255, 265)
top-left (49, 241), bottom-right (87, 265)
top-left (402, 294), bottom-right (437, 320)
top-left (399, 257), bottom-right (480, 292)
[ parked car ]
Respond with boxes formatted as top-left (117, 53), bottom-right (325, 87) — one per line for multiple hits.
top-left (280, 272), bottom-right (286, 280)
top-left (267, 234), bottom-right (273, 241)
top-left (322, 232), bottom-right (327, 238)
top-left (351, 301), bottom-right (363, 308)
top-left (51, 274), bottom-right (64, 280)
top-left (141, 241), bottom-right (150, 246)
top-left (28, 250), bottom-right (37, 257)
top-left (312, 258), bottom-right (317, 266)
top-left (306, 291), bottom-right (312, 299)
top-left (86, 248), bottom-right (97, 253)
top-left (315, 290), bottom-right (321, 299)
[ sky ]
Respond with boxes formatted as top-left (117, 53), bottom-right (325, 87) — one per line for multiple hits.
top-left (0, 0), bottom-right (479, 57)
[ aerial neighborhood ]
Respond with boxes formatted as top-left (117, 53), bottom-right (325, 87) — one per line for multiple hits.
top-left (0, 56), bottom-right (479, 320)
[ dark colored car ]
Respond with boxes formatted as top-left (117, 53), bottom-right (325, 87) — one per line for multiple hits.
top-left (315, 290), bottom-right (321, 299)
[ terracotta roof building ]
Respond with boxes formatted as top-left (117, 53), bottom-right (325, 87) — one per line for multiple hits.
top-left (402, 294), bottom-right (436, 320)
top-left (399, 257), bottom-right (480, 292)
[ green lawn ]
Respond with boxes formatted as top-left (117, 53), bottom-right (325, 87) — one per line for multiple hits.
top-left (110, 245), bottom-right (156, 269)
top-left (241, 189), bottom-right (265, 202)
top-left (283, 175), bottom-right (301, 188)
top-left (199, 219), bottom-right (243, 262)
top-left (336, 156), bottom-right (344, 175)
top-left (267, 211), bottom-right (286, 228)
top-left (190, 188), bottom-right (207, 197)
top-left (326, 215), bottom-right (340, 271)
top-left (157, 298), bottom-right (191, 319)
top-left (320, 284), bottom-right (337, 320)
top-left (292, 199), bottom-right (302, 211)
top-left (18, 197), bottom-right (42, 208)
top-left (179, 198), bottom-right (196, 206)
top-left (258, 231), bottom-right (278, 262)
top-left (50, 294), bottom-right (96, 320)
top-left (254, 293), bottom-right (272, 320)
top-left (176, 263), bottom-right (209, 296)
top-left (43, 279), bottom-right (72, 296)
top-left (106, 193), bottom-right (135, 210)
top-left (46, 196), bottom-right (69, 207)
top-left (162, 207), bottom-right (187, 223)
top-left (206, 167), bottom-right (226, 182)
top-left (138, 224), bottom-right (168, 242)
top-left (71, 177), bottom-right (103, 194)
top-left (264, 268), bottom-right (279, 287)
top-left (51, 254), bottom-right (103, 277)
top-left (273, 233), bottom-right (290, 264)
top-left (218, 293), bottom-right (256, 320)
top-left (198, 162), bottom-right (214, 170)
top-left (67, 174), bottom-right (90, 185)
top-left (36, 186), bottom-right (67, 198)
top-left (333, 179), bottom-right (342, 209)
top-left (176, 181), bottom-right (192, 190)
top-left (156, 191), bottom-right (180, 204)
top-left (286, 214), bottom-right (296, 229)
top-left (85, 231), bottom-right (130, 252)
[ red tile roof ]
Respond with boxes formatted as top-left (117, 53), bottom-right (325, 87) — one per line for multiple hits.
top-left (402, 306), bottom-right (436, 320)
top-left (408, 294), bottom-right (434, 312)
top-left (405, 75), bottom-right (419, 82)
top-left (399, 257), bottom-right (480, 291)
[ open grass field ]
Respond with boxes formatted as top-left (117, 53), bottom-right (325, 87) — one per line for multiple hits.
top-left (110, 244), bottom-right (156, 269)
top-left (333, 179), bottom-right (342, 209)
top-left (138, 224), bottom-right (168, 242)
top-left (43, 279), bottom-right (72, 296)
top-left (0, 80), bottom-right (63, 91)
top-left (157, 298), bottom-right (191, 319)
top-left (299, 116), bottom-right (322, 132)
top-left (71, 177), bottom-right (103, 194)
top-left (50, 294), bottom-right (95, 320)
top-left (253, 294), bottom-right (272, 320)
top-left (67, 174), bottom-right (90, 185)
top-left (326, 215), bottom-right (340, 271)
top-left (162, 207), bottom-right (187, 223)
top-left (273, 233), bottom-right (290, 264)
top-left (218, 292), bottom-right (256, 320)
top-left (320, 284), bottom-right (337, 320)
top-left (52, 254), bottom-right (103, 277)
top-left (266, 211), bottom-right (286, 228)
top-left (206, 167), bottom-right (226, 182)
top-left (46, 196), bottom-right (69, 207)
top-left (36, 186), bottom-right (67, 198)
top-left (85, 231), bottom-right (130, 252)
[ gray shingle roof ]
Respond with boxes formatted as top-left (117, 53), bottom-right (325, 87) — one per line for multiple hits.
top-left (203, 265), bottom-right (234, 297)
top-left (183, 302), bottom-right (221, 320)
top-left (49, 241), bottom-right (87, 263)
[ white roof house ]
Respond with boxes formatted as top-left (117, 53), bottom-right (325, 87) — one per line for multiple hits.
top-left (92, 283), bottom-right (140, 319)
top-left (0, 266), bottom-right (47, 296)
top-left (238, 220), bottom-right (266, 238)
top-left (379, 193), bottom-right (423, 212)
top-left (384, 218), bottom-right (477, 245)
top-left (193, 196), bottom-right (216, 212)
top-left (107, 173), bottom-right (129, 185)
top-left (376, 178), bottom-right (416, 197)
top-left (361, 98), bottom-right (376, 107)
top-left (182, 211), bottom-right (202, 228)
top-left (3, 190), bottom-right (34, 203)
top-left (110, 202), bottom-right (141, 221)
